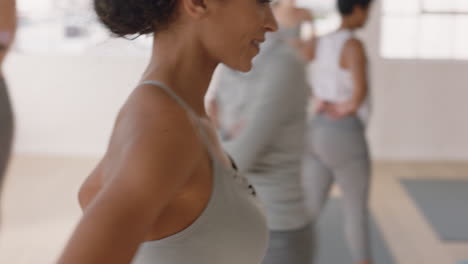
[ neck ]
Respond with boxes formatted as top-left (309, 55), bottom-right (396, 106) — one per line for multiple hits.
top-left (141, 30), bottom-right (217, 117)
top-left (339, 17), bottom-right (357, 31)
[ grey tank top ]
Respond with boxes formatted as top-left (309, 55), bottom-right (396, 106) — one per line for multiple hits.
top-left (132, 80), bottom-right (269, 264)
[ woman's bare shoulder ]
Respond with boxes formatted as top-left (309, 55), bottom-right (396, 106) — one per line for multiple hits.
top-left (102, 86), bottom-right (203, 195)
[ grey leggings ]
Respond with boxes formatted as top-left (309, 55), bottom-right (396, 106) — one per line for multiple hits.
top-left (302, 114), bottom-right (371, 263)
top-left (262, 224), bottom-right (313, 264)
top-left (0, 78), bottom-right (13, 193)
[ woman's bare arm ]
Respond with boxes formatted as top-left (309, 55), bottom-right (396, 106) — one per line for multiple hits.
top-left (58, 101), bottom-right (201, 264)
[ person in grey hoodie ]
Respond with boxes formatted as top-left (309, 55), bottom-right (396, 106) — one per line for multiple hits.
top-left (207, 1), bottom-right (314, 263)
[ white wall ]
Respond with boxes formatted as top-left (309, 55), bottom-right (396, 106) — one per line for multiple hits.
top-left (361, 0), bottom-right (468, 161)
top-left (5, 54), bottom-right (147, 156)
top-left (4, 1), bottom-right (468, 160)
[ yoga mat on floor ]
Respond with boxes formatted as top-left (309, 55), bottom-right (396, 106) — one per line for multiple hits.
top-left (315, 198), bottom-right (395, 264)
top-left (401, 179), bottom-right (468, 242)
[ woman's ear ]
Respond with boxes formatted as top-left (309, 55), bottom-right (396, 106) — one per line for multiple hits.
top-left (181, 0), bottom-right (209, 19)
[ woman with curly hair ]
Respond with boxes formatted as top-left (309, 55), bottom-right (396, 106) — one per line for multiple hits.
top-left (58, 0), bottom-right (277, 263)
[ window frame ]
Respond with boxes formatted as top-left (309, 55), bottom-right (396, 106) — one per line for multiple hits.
top-left (380, 0), bottom-right (468, 61)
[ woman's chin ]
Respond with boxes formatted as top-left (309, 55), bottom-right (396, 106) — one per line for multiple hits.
top-left (221, 55), bottom-right (255, 72)
top-left (238, 64), bottom-right (253, 72)
top-left (230, 61), bottom-right (253, 73)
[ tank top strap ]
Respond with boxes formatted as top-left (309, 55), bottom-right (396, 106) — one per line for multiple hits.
top-left (139, 80), bottom-right (218, 160)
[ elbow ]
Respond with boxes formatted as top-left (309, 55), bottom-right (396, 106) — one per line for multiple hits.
top-left (77, 185), bottom-right (88, 210)
top-left (78, 182), bottom-right (101, 211)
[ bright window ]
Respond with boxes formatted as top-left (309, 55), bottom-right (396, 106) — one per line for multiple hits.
top-left (297, 0), bottom-right (340, 36)
top-left (15, 0), bottom-right (152, 56)
top-left (381, 0), bottom-right (468, 59)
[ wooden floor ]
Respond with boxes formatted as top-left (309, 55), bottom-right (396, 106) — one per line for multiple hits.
top-left (0, 155), bottom-right (467, 263)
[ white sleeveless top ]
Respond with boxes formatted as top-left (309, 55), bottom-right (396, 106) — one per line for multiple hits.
top-left (132, 80), bottom-right (269, 264)
top-left (308, 29), bottom-right (370, 123)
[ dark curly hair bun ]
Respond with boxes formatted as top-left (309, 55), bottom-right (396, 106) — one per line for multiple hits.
top-left (338, 0), bottom-right (373, 15)
top-left (94, 0), bottom-right (178, 37)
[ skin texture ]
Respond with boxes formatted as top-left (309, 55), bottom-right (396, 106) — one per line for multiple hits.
top-left (0, 0), bottom-right (16, 78)
top-left (57, 0), bottom-right (277, 263)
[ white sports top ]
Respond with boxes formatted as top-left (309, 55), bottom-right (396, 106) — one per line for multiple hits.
top-left (308, 29), bottom-right (370, 123)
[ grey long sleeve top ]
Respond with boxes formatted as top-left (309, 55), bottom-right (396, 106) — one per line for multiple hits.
top-left (214, 31), bottom-right (311, 230)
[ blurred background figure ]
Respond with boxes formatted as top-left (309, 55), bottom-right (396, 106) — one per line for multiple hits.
top-left (207, 1), bottom-right (314, 263)
top-left (298, 0), bottom-right (374, 263)
top-left (0, 0), bottom-right (16, 221)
